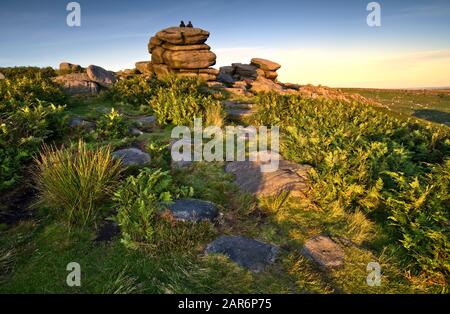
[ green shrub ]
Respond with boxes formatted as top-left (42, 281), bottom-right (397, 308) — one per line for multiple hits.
top-left (0, 76), bottom-right (66, 104)
top-left (0, 99), bottom-right (66, 191)
top-left (34, 140), bottom-right (122, 228)
top-left (108, 76), bottom-right (161, 109)
top-left (254, 92), bottom-right (450, 279)
top-left (0, 67), bottom-right (57, 81)
top-left (113, 168), bottom-right (193, 250)
top-left (150, 76), bottom-right (223, 126)
top-left (96, 108), bottom-right (129, 139)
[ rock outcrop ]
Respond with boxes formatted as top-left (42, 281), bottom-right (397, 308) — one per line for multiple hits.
top-left (218, 58), bottom-right (281, 85)
top-left (87, 65), bottom-right (116, 87)
top-left (53, 73), bottom-right (100, 95)
top-left (54, 64), bottom-right (116, 95)
top-left (59, 62), bottom-right (82, 73)
top-left (137, 26), bottom-right (218, 81)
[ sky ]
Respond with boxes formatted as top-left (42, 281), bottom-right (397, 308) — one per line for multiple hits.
top-left (0, 0), bottom-right (449, 88)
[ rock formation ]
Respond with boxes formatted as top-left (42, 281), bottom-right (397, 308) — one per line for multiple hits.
top-left (53, 73), bottom-right (100, 95)
top-left (54, 64), bottom-right (116, 95)
top-left (135, 26), bottom-right (218, 81)
top-left (59, 62), bottom-right (82, 73)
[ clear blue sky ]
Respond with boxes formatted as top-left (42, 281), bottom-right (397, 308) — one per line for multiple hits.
top-left (1, 0), bottom-right (450, 87)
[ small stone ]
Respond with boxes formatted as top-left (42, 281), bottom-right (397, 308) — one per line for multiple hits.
top-left (69, 117), bottom-right (96, 131)
top-left (112, 148), bottom-right (151, 167)
top-left (166, 199), bottom-right (219, 222)
top-left (301, 236), bottom-right (345, 269)
top-left (129, 127), bottom-right (144, 136)
top-left (0, 73), bottom-right (5, 80)
top-left (135, 115), bottom-right (156, 130)
top-left (205, 235), bottom-right (279, 273)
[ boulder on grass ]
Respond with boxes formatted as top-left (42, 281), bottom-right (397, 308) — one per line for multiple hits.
top-left (205, 235), bottom-right (279, 272)
top-left (301, 236), bottom-right (345, 270)
top-left (112, 148), bottom-right (151, 167)
top-left (166, 199), bottom-right (219, 222)
top-left (225, 151), bottom-right (311, 197)
top-left (0, 73), bottom-right (5, 80)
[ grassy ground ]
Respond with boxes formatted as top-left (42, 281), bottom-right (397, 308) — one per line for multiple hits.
top-left (1, 85), bottom-right (448, 294)
top-left (342, 88), bottom-right (450, 126)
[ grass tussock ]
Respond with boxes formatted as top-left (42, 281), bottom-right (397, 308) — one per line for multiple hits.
top-left (34, 140), bottom-right (122, 228)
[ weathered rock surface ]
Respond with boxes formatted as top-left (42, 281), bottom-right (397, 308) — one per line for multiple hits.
top-left (205, 235), bottom-right (279, 272)
top-left (251, 58), bottom-right (281, 71)
top-left (87, 65), bottom-right (116, 87)
top-left (301, 236), bottom-right (345, 269)
top-left (112, 148), bottom-right (151, 167)
top-left (162, 43), bottom-right (210, 51)
top-left (163, 50), bottom-right (216, 69)
top-left (225, 151), bottom-right (311, 197)
top-left (135, 61), bottom-right (154, 75)
top-left (59, 62), bottom-right (82, 72)
top-left (54, 73), bottom-right (100, 95)
top-left (166, 199), bottom-right (219, 222)
top-left (141, 26), bottom-right (218, 81)
top-left (155, 27), bottom-right (209, 45)
top-left (250, 76), bottom-right (284, 93)
top-left (0, 73), bottom-right (5, 80)
top-left (232, 63), bottom-right (259, 80)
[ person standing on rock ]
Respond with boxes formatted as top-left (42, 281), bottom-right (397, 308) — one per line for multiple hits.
top-left (187, 21), bottom-right (193, 28)
top-left (180, 21), bottom-right (186, 27)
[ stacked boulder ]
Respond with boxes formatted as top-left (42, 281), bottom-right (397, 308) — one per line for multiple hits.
top-left (217, 58), bottom-right (285, 94)
top-left (218, 58), bottom-right (281, 84)
top-left (137, 26), bottom-right (218, 81)
top-left (54, 63), bottom-right (116, 95)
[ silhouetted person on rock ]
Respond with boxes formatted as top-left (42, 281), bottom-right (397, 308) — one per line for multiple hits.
top-left (180, 21), bottom-right (186, 27)
top-left (187, 21), bottom-right (193, 28)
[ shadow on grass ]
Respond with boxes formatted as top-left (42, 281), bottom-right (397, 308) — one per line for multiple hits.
top-left (413, 109), bottom-right (450, 126)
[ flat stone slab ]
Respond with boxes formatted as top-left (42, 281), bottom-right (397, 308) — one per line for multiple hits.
top-left (167, 199), bottom-right (218, 222)
top-left (225, 151), bottom-right (311, 197)
top-left (112, 148), bottom-right (151, 167)
top-left (301, 236), bottom-right (345, 269)
top-left (205, 235), bottom-right (279, 272)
